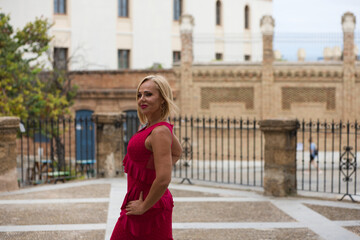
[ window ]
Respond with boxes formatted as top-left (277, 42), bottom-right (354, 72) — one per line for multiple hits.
top-left (244, 55), bottom-right (251, 61)
top-left (118, 0), bottom-right (129, 17)
top-left (245, 5), bottom-right (250, 29)
top-left (174, 0), bottom-right (182, 21)
top-left (216, 53), bottom-right (223, 61)
top-left (54, 0), bottom-right (66, 14)
top-left (54, 47), bottom-right (68, 70)
top-left (216, 1), bottom-right (222, 26)
top-left (118, 49), bottom-right (130, 69)
top-left (173, 51), bottom-right (181, 63)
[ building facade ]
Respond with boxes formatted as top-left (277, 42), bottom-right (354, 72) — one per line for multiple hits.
top-left (0, 0), bottom-right (272, 70)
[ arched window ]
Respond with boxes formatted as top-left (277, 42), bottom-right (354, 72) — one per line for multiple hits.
top-left (244, 5), bottom-right (250, 29)
top-left (216, 0), bottom-right (222, 26)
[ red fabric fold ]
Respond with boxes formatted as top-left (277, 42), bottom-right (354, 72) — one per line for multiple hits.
top-left (123, 155), bottom-right (156, 184)
top-left (112, 122), bottom-right (174, 239)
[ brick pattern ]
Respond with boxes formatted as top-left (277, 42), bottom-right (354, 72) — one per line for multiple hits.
top-left (200, 87), bottom-right (254, 110)
top-left (281, 87), bottom-right (336, 110)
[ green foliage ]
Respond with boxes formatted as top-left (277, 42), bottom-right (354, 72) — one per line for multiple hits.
top-left (0, 12), bottom-right (77, 120)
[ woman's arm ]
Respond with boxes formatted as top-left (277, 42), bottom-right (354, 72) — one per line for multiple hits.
top-left (171, 134), bottom-right (182, 165)
top-left (125, 125), bottom-right (172, 215)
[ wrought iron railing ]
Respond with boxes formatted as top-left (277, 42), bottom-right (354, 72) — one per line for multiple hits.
top-left (170, 116), bottom-right (264, 187)
top-left (17, 117), bottom-right (96, 186)
top-left (297, 120), bottom-right (359, 201)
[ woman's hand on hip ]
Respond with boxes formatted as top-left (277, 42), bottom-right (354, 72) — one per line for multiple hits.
top-left (126, 191), bottom-right (146, 215)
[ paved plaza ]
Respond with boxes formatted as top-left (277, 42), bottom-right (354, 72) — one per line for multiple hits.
top-left (0, 178), bottom-right (359, 240)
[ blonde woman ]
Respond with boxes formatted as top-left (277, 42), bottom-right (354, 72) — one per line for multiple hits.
top-left (111, 75), bottom-right (182, 240)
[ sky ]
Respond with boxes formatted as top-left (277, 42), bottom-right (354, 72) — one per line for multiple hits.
top-left (273, 0), bottom-right (360, 60)
top-left (273, 0), bottom-right (360, 33)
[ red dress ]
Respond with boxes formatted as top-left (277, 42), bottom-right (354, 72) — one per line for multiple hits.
top-left (111, 122), bottom-right (174, 240)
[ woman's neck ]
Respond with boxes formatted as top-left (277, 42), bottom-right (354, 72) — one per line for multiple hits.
top-left (146, 115), bottom-right (165, 128)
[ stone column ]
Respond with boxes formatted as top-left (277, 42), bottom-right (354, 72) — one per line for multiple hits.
top-left (342, 12), bottom-right (356, 121)
top-left (260, 119), bottom-right (299, 197)
top-left (0, 117), bottom-right (20, 192)
top-left (179, 14), bottom-right (195, 115)
top-left (260, 16), bottom-right (275, 119)
top-left (92, 113), bottom-right (124, 178)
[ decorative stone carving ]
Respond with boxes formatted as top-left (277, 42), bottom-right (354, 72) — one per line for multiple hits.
top-left (297, 48), bottom-right (306, 62)
top-left (260, 15), bottom-right (275, 35)
top-left (342, 12), bottom-right (356, 33)
top-left (274, 50), bottom-right (282, 61)
top-left (180, 14), bottom-right (195, 33)
top-left (333, 46), bottom-right (342, 61)
top-left (323, 47), bottom-right (333, 61)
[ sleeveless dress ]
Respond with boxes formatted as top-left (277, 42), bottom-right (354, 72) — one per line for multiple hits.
top-left (110, 122), bottom-right (174, 240)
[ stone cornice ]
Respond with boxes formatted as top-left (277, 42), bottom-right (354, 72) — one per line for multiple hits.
top-left (76, 89), bottom-right (136, 99)
top-left (68, 69), bottom-right (175, 76)
top-left (192, 69), bottom-right (262, 82)
top-left (274, 69), bottom-right (343, 81)
top-left (0, 117), bottom-right (20, 130)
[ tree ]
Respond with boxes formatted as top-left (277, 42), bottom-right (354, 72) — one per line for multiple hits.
top-left (0, 12), bottom-right (77, 120)
top-left (0, 12), bottom-right (78, 172)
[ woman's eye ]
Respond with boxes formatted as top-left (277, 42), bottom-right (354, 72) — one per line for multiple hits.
top-left (137, 94), bottom-right (142, 98)
top-left (145, 93), bottom-right (152, 97)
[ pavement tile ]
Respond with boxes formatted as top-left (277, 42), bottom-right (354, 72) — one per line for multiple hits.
top-left (0, 203), bottom-right (108, 225)
top-left (304, 203), bottom-right (360, 221)
top-left (173, 228), bottom-right (320, 240)
top-left (0, 184), bottom-right (111, 200)
top-left (170, 188), bottom-right (221, 197)
top-left (0, 230), bottom-right (105, 240)
top-left (173, 202), bottom-right (295, 222)
top-left (345, 226), bottom-right (360, 236)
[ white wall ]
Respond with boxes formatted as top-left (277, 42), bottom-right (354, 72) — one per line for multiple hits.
top-left (0, 0), bottom-right (52, 30)
top-left (132, 0), bottom-right (172, 69)
top-left (70, 0), bottom-right (117, 70)
top-left (0, 0), bottom-right (272, 69)
top-left (186, 0), bottom-right (216, 62)
top-left (186, 0), bottom-right (272, 63)
top-left (0, 0), bottom-right (53, 68)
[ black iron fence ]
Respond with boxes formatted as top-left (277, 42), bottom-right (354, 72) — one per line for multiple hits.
top-left (17, 114), bottom-right (360, 200)
top-left (18, 117), bottom-right (96, 186)
top-left (297, 120), bottom-right (359, 200)
top-left (171, 117), bottom-right (264, 187)
top-left (123, 116), bottom-right (265, 188)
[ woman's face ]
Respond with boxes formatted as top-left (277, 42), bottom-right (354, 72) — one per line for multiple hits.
top-left (137, 80), bottom-right (164, 118)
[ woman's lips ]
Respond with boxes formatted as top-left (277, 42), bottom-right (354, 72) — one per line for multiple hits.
top-left (140, 105), bottom-right (147, 109)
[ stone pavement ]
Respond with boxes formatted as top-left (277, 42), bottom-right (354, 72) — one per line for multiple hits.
top-left (0, 178), bottom-right (359, 240)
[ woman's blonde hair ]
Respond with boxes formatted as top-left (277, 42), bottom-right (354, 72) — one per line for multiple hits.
top-left (136, 75), bottom-right (179, 124)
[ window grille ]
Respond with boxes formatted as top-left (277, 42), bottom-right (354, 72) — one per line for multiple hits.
top-left (118, 0), bottom-right (129, 17)
top-left (54, 0), bottom-right (66, 14)
top-left (174, 0), bottom-right (182, 21)
top-left (216, 1), bottom-right (222, 26)
top-left (54, 47), bottom-right (68, 70)
top-left (118, 49), bottom-right (130, 69)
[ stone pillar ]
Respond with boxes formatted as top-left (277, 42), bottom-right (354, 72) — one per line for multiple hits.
top-left (260, 16), bottom-right (275, 119)
top-left (92, 113), bottom-right (124, 178)
top-left (179, 14), bottom-right (195, 115)
top-left (260, 119), bottom-right (299, 197)
top-left (0, 117), bottom-right (20, 192)
top-left (342, 12), bottom-right (356, 121)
